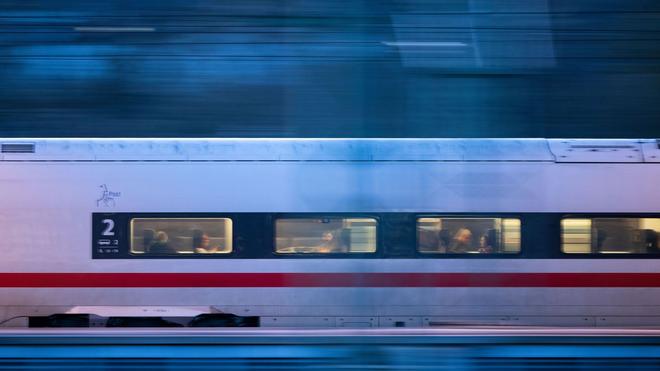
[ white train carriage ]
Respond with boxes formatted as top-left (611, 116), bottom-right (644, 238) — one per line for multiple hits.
top-left (0, 138), bottom-right (659, 328)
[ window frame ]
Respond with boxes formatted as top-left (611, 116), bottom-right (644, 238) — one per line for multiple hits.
top-left (129, 216), bottom-right (235, 257)
top-left (93, 212), bottom-right (660, 260)
top-left (560, 214), bottom-right (660, 257)
top-left (414, 214), bottom-right (524, 258)
top-left (271, 214), bottom-right (382, 258)
top-left (93, 213), bottom-right (242, 259)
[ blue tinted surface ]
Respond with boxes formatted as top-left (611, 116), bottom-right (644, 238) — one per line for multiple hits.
top-left (1, 0), bottom-right (660, 137)
top-left (3, 340), bottom-right (660, 370)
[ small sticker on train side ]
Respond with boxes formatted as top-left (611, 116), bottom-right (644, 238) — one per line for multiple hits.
top-left (96, 184), bottom-right (121, 207)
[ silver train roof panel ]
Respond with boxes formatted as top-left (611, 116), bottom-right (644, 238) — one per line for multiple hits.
top-left (0, 138), bottom-right (655, 162)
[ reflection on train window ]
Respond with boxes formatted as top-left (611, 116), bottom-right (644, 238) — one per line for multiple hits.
top-left (561, 218), bottom-right (660, 254)
top-left (130, 218), bottom-right (232, 255)
top-left (275, 218), bottom-right (377, 254)
top-left (417, 217), bottom-right (521, 254)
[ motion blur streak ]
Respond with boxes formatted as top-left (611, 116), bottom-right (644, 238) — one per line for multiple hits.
top-left (1, 0), bottom-right (660, 137)
top-left (3, 328), bottom-right (660, 370)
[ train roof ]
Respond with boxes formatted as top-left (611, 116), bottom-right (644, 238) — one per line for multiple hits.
top-left (0, 138), bottom-right (658, 163)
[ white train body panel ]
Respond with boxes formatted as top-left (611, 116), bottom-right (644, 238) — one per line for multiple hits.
top-left (0, 138), bottom-right (659, 327)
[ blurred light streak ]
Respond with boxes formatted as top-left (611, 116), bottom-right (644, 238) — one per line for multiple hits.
top-left (382, 41), bottom-right (468, 47)
top-left (73, 27), bottom-right (156, 32)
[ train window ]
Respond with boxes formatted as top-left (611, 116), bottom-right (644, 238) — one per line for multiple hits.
top-left (275, 218), bottom-right (377, 254)
top-left (417, 217), bottom-right (521, 254)
top-left (130, 218), bottom-right (232, 255)
top-left (561, 218), bottom-right (660, 254)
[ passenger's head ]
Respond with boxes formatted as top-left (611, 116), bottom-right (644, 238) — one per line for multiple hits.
top-left (480, 235), bottom-right (490, 248)
top-left (322, 231), bottom-right (334, 242)
top-left (155, 231), bottom-right (168, 243)
top-left (198, 233), bottom-right (210, 248)
top-left (454, 228), bottom-right (472, 245)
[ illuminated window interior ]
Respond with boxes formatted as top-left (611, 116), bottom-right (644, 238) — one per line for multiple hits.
top-left (130, 218), bottom-right (232, 255)
top-left (275, 218), bottom-right (377, 254)
top-left (561, 218), bottom-right (660, 254)
top-left (417, 217), bottom-right (521, 254)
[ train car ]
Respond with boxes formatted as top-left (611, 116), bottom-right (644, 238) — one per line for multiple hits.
top-left (0, 138), bottom-right (659, 328)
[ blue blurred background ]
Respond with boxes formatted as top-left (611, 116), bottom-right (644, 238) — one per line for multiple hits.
top-left (1, 0), bottom-right (660, 137)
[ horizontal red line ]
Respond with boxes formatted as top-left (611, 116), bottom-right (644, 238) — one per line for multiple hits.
top-left (0, 273), bottom-right (659, 288)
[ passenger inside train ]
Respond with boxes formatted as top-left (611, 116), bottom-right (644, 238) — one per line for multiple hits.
top-left (148, 231), bottom-right (175, 255)
top-left (275, 218), bottom-right (376, 254)
top-left (131, 218), bottom-right (233, 255)
top-left (416, 217), bottom-right (521, 254)
top-left (448, 228), bottom-right (473, 253)
top-left (193, 233), bottom-right (221, 254)
top-left (478, 234), bottom-right (495, 254)
top-left (316, 231), bottom-right (339, 253)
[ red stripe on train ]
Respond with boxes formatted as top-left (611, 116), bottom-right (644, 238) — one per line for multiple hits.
top-left (0, 273), bottom-right (659, 287)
